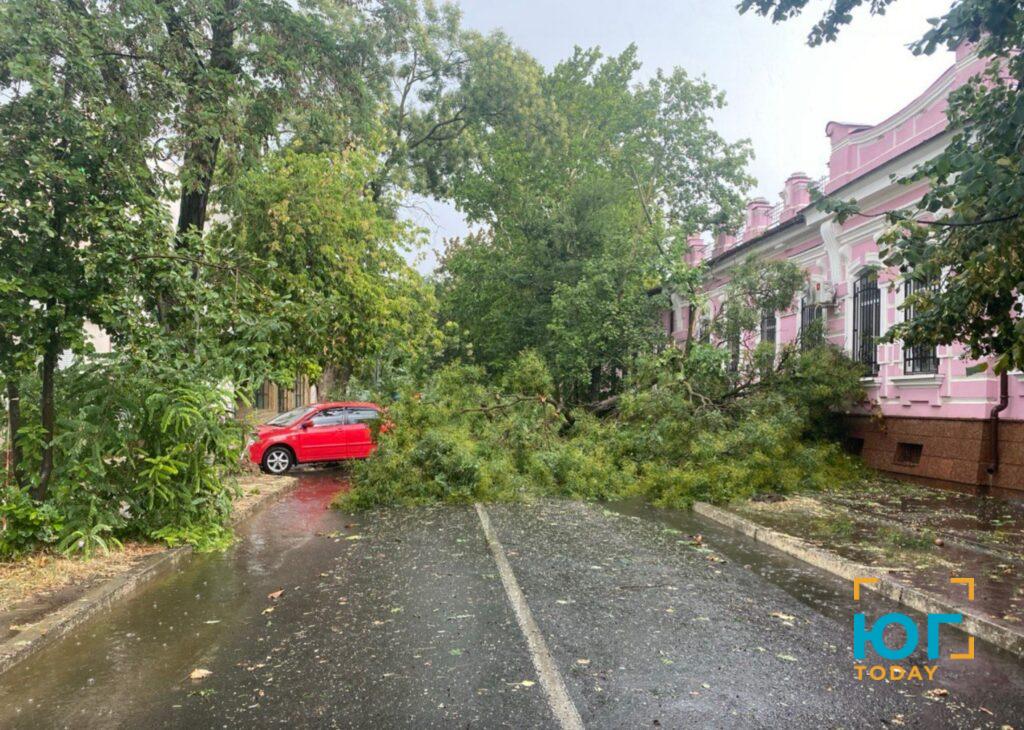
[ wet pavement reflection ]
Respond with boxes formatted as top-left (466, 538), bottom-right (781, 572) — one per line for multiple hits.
top-left (0, 478), bottom-right (1021, 728)
top-left (0, 467), bottom-right (351, 728)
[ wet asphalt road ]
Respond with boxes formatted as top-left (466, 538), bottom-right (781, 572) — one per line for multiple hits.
top-left (1, 470), bottom-right (1023, 729)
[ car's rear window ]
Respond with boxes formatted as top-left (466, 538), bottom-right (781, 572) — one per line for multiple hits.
top-left (348, 408), bottom-right (380, 423)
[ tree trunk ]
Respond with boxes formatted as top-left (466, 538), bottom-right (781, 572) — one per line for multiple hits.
top-left (338, 365), bottom-right (352, 396)
top-left (33, 327), bottom-right (61, 501)
top-left (175, 136), bottom-right (221, 239)
top-left (5, 377), bottom-right (24, 489)
top-left (173, 0), bottom-right (237, 243)
top-left (317, 365), bottom-right (337, 401)
top-left (587, 365), bottom-right (603, 402)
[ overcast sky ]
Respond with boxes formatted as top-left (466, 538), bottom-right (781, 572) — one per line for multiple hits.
top-left (404, 0), bottom-right (954, 273)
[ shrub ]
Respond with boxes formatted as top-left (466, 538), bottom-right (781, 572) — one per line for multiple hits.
top-left (6, 354), bottom-right (246, 555)
top-left (0, 488), bottom-right (63, 558)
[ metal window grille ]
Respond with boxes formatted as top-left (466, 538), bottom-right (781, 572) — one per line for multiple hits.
top-left (800, 298), bottom-right (823, 350)
top-left (852, 271), bottom-right (880, 376)
top-left (903, 278), bottom-right (939, 374)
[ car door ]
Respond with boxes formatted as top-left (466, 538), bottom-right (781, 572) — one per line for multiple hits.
top-left (297, 408), bottom-right (348, 461)
top-left (340, 407), bottom-right (380, 458)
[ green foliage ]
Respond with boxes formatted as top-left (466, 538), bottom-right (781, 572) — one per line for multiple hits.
top-left (218, 147), bottom-right (439, 383)
top-left (57, 523), bottom-right (121, 560)
top-left (339, 340), bottom-right (866, 512)
top-left (713, 260), bottom-right (806, 343)
top-left (437, 45), bottom-right (752, 402)
top-left (3, 354), bottom-right (246, 555)
top-left (0, 1), bottom-right (461, 544)
top-left (0, 489), bottom-right (63, 558)
top-left (614, 338), bottom-right (865, 508)
top-left (339, 352), bottom-right (593, 508)
top-left (149, 524), bottom-right (234, 553)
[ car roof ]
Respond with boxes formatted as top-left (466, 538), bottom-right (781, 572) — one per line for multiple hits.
top-left (313, 401), bottom-right (380, 410)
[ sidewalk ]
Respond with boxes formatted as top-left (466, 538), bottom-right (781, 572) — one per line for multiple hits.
top-left (701, 478), bottom-right (1024, 654)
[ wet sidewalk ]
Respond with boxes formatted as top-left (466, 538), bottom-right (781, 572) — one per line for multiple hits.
top-left (730, 479), bottom-right (1024, 638)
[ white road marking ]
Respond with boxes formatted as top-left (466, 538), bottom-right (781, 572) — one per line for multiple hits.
top-left (475, 503), bottom-right (585, 730)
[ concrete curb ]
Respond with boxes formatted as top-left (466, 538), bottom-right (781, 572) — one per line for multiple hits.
top-left (693, 501), bottom-right (1024, 659)
top-left (0, 475), bottom-right (299, 677)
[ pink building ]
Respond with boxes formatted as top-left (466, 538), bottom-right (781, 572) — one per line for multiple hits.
top-left (668, 46), bottom-right (1023, 495)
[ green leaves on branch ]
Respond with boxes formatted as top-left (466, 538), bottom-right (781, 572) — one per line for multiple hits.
top-left (340, 344), bottom-right (866, 511)
top-left (438, 45), bottom-right (752, 402)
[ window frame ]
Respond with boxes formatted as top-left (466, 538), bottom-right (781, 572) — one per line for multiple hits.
top-left (254, 382), bottom-right (267, 410)
top-left (852, 270), bottom-right (881, 376)
top-left (309, 407), bottom-right (346, 428)
top-left (902, 276), bottom-right (939, 375)
top-left (799, 296), bottom-right (823, 350)
top-left (759, 309), bottom-right (776, 345)
top-left (345, 407), bottom-right (381, 425)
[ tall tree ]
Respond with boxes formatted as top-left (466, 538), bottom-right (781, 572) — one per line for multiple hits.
top-left (0, 0), bottom-right (170, 497)
top-left (740, 0), bottom-right (1024, 372)
top-left (213, 147), bottom-right (437, 390)
top-left (438, 46), bottom-right (752, 402)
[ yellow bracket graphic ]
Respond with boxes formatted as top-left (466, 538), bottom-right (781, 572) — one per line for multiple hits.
top-left (950, 577), bottom-right (975, 601)
top-left (949, 577), bottom-right (975, 660)
top-left (853, 577), bottom-right (879, 601)
top-left (951, 636), bottom-right (975, 660)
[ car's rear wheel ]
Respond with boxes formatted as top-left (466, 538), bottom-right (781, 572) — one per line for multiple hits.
top-left (262, 446), bottom-right (294, 475)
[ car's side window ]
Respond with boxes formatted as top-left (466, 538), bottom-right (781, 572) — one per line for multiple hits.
top-left (346, 408), bottom-right (380, 424)
top-left (310, 408), bottom-right (346, 427)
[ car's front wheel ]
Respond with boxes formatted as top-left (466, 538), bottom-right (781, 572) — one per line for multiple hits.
top-left (261, 446), bottom-right (294, 475)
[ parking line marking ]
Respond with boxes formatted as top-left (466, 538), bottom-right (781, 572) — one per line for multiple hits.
top-left (475, 503), bottom-right (585, 730)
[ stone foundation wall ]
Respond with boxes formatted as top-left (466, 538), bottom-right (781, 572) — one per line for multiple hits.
top-left (846, 415), bottom-right (1024, 495)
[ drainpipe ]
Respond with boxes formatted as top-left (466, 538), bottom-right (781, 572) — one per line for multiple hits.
top-left (986, 370), bottom-right (1010, 478)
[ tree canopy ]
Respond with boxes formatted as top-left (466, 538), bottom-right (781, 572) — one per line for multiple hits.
top-left (437, 46), bottom-right (752, 403)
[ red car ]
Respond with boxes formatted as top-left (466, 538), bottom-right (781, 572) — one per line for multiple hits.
top-left (248, 402), bottom-right (384, 474)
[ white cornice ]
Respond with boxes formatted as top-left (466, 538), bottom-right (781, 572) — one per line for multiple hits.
top-left (803, 133), bottom-right (950, 228)
top-left (707, 224), bottom-right (817, 275)
top-left (830, 52), bottom-right (976, 154)
top-left (891, 373), bottom-right (944, 389)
